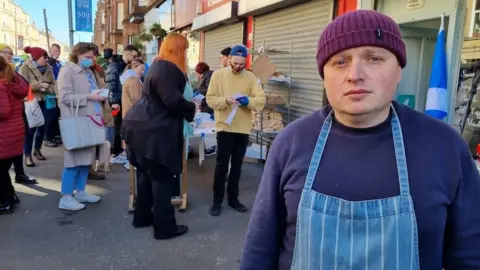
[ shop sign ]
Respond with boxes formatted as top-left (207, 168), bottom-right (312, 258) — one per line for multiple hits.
top-left (397, 94), bottom-right (416, 108)
top-left (208, 0), bottom-right (223, 7)
top-left (406, 0), bottom-right (425, 10)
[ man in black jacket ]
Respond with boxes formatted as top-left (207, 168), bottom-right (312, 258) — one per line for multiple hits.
top-left (104, 45), bottom-right (139, 160)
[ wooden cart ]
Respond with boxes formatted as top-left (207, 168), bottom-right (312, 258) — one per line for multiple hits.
top-left (128, 139), bottom-right (188, 213)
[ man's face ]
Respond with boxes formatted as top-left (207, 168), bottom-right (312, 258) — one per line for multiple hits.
top-left (230, 56), bottom-right (246, 74)
top-left (0, 47), bottom-right (13, 63)
top-left (50, 46), bottom-right (60, 59)
top-left (323, 46), bottom-right (402, 117)
top-left (220, 55), bottom-right (229, 67)
top-left (123, 50), bottom-right (138, 63)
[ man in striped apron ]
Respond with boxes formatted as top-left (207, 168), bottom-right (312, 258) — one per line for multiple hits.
top-left (240, 10), bottom-right (480, 270)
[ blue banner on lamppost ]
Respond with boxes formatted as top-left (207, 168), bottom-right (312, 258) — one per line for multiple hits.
top-left (75, 0), bottom-right (92, 32)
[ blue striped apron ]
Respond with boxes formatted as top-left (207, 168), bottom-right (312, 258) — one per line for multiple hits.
top-left (290, 106), bottom-right (420, 270)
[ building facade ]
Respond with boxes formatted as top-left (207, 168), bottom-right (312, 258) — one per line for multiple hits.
top-left (462, 0), bottom-right (480, 66)
top-left (0, 0), bottom-right (66, 58)
top-left (192, 0), bottom-right (465, 125)
top-left (94, 0), bottom-right (157, 55)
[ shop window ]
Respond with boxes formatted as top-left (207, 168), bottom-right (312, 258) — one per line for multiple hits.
top-left (117, 2), bottom-right (124, 30)
top-left (471, 0), bottom-right (480, 37)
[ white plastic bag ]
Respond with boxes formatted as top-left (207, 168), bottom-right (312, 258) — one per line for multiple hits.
top-left (24, 98), bottom-right (45, 128)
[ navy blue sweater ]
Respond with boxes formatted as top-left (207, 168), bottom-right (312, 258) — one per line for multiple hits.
top-left (240, 102), bottom-right (480, 270)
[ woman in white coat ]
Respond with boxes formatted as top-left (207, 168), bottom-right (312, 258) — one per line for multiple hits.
top-left (57, 42), bottom-right (106, 211)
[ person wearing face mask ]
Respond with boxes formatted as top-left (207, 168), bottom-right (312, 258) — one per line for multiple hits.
top-left (19, 46), bottom-right (57, 167)
top-left (206, 45), bottom-right (266, 217)
top-left (0, 43), bottom-right (36, 185)
top-left (56, 42), bottom-right (107, 211)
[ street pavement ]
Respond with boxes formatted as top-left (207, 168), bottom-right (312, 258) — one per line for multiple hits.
top-left (0, 146), bottom-right (263, 270)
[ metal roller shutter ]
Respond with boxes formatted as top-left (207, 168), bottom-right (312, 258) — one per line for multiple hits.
top-left (203, 23), bottom-right (244, 70)
top-left (253, 0), bottom-right (333, 121)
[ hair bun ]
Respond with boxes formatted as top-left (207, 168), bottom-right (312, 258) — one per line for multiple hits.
top-left (24, 46), bottom-right (31, 54)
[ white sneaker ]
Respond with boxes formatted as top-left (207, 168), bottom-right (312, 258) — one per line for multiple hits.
top-left (75, 191), bottom-right (101, 203)
top-left (110, 155), bottom-right (126, 164)
top-left (59, 196), bottom-right (85, 211)
top-left (124, 160), bottom-right (130, 171)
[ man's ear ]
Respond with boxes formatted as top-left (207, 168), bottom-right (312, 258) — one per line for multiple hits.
top-left (397, 66), bottom-right (403, 84)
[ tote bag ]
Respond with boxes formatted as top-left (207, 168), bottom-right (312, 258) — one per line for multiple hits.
top-left (24, 86), bottom-right (45, 128)
top-left (60, 97), bottom-right (106, 151)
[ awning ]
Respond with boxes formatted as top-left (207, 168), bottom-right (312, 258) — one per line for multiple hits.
top-left (237, 0), bottom-right (309, 16)
top-left (192, 1), bottom-right (238, 32)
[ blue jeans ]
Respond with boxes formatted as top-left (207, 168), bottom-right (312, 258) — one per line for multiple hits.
top-left (61, 166), bottom-right (90, 195)
top-left (105, 127), bottom-right (114, 146)
top-left (41, 103), bottom-right (57, 141)
top-left (24, 124), bottom-right (44, 155)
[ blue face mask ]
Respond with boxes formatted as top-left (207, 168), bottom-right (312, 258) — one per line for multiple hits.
top-left (80, 58), bottom-right (93, 68)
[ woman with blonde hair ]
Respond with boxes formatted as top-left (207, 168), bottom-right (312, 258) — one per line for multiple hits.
top-left (122, 33), bottom-right (196, 240)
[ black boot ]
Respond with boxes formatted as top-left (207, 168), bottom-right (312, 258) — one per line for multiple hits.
top-left (0, 203), bottom-right (13, 215)
top-left (133, 213), bottom-right (153, 228)
top-left (154, 225), bottom-right (189, 240)
top-left (209, 203), bottom-right (222, 216)
top-left (228, 201), bottom-right (248, 213)
top-left (11, 194), bottom-right (20, 206)
top-left (15, 174), bottom-right (37, 185)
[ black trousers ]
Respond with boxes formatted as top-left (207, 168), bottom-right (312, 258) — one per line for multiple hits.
top-left (213, 132), bottom-right (249, 204)
top-left (12, 154), bottom-right (24, 176)
top-left (0, 157), bottom-right (16, 205)
top-left (127, 147), bottom-right (179, 235)
top-left (112, 108), bottom-right (123, 156)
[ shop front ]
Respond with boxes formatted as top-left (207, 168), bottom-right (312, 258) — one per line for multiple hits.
top-left (238, 0), bottom-right (333, 120)
top-left (370, 0), bottom-right (467, 125)
top-left (193, 1), bottom-right (243, 70)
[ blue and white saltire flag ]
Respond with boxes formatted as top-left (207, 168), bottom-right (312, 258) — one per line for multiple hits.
top-left (425, 15), bottom-right (448, 119)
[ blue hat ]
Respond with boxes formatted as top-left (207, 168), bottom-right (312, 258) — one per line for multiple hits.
top-left (230, 45), bottom-right (248, 58)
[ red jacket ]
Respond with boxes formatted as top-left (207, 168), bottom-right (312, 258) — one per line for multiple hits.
top-left (0, 73), bottom-right (28, 159)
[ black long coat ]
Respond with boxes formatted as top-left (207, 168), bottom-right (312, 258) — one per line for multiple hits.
top-left (121, 60), bottom-right (196, 174)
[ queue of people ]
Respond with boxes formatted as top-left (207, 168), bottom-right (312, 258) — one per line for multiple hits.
top-left (0, 41), bottom-right (140, 213)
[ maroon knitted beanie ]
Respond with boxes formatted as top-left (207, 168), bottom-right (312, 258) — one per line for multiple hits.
top-left (317, 10), bottom-right (406, 78)
top-left (24, 46), bottom-right (48, 61)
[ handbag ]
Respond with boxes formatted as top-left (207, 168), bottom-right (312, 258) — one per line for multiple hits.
top-left (24, 86), bottom-right (45, 128)
top-left (59, 96), bottom-right (106, 151)
top-left (45, 94), bottom-right (57, 109)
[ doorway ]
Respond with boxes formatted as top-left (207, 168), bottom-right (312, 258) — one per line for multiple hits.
top-left (397, 17), bottom-right (448, 112)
